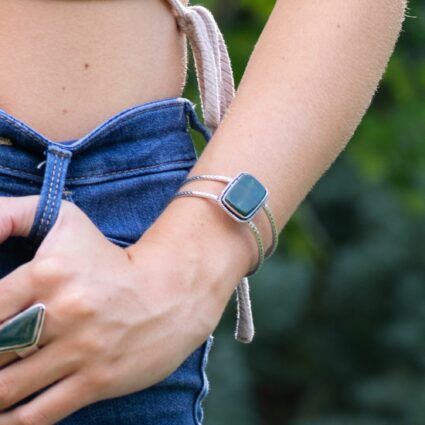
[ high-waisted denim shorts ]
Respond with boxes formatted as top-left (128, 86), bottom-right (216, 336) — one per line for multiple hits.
top-left (0, 97), bottom-right (214, 424)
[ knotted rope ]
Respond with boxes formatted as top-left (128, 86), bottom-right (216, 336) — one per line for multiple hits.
top-left (166, 0), bottom-right (255, 343)
top-left (166, 0), bottom-right (235, 133)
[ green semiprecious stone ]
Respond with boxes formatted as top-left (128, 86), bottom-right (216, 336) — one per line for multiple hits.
top-left (224, 174), bottom-right (267, 218)
top-left (0, 305), bottom-right (43, 351)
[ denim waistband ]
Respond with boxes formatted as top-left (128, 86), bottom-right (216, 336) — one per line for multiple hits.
top-left (0, 97), bottom-right (211, 185)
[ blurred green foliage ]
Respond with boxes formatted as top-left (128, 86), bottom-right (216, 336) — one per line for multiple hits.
top-left (183, 1), bottom-right (424, 424)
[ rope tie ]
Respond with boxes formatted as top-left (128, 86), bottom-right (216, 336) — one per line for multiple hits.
top-left (167, 0), bottom-right (235, 132)
top-left (166, 0), bottom-right (254, 343)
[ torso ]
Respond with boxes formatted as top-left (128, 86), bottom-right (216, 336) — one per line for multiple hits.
top-left (0, 0), bottom-right (188, 142)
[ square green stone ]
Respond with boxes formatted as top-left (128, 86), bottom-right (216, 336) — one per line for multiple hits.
top-left (221, 173), bottom-right (267, 221)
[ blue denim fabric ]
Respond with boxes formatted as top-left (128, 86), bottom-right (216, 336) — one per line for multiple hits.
top-left (0, 97), bottom-right (214, 424)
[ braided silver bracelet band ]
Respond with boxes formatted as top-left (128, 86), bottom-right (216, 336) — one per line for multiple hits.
top-left (180, 173), bottom-right (279, 262)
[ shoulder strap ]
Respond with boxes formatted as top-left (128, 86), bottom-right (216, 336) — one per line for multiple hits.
top-left (166, 1), bottom-right (256, 344)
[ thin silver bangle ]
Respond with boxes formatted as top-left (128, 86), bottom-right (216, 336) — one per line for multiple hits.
top-left (171, 190), bottom-right (265, 276)
top-left (180, 174), bottom-right (279, 260)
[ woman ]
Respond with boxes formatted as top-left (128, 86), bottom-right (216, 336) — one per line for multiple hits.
top-left (0, 0), bottom-right (406, 424)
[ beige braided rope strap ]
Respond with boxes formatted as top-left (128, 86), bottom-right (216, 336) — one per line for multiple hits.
top-left (166, 0), bottom-right (235, 132)
top-left (166, 0), bottom-right (255, 343)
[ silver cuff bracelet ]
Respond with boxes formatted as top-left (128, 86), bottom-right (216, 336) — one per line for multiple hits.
top-left (169, 171), bottom-right (279, 344)
top-left (179, 172), bottom-right (279, 265)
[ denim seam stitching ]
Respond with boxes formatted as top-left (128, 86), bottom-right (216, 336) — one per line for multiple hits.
top-left (79, 125), bottom-right (189, 156)
top-left (0, 165), bottom-right (42, 180)
top-left (43, 156), bottom-right (65, 235)
top-left (66, 158), bottom-right (196, 182)
top-left (73, 103), bottom-right (188, 153)
top-left (72, 99), bottom-right (192, 152)
top-left (0, 100), bottom-right (192, 150)
top-left (0, 116), bottom-right (46, 148)
top-left (0, 158), bottom-right (195, 183)
top-left (35, 154), bottom-right (59, 240)
top-left (125, 125), bottom-right (189, 144)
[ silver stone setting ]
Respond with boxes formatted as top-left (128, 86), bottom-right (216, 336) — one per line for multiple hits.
top-left (0, 303), bottom-right (46, 354)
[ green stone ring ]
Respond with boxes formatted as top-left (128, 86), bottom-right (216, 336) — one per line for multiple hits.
top-left (0, 303), bottom-right (46, 358)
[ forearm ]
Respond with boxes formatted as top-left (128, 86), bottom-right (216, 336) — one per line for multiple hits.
top-left (130, 0), bottom-right (407, 304)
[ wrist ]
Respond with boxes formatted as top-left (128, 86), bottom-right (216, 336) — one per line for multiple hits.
top-left (139, 181), bottom-right (260, 304)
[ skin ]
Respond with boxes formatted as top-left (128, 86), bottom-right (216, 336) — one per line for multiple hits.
top-left (0, 0), bottom-right (188, 142)
top-left (0, 0), bottom-right (407, 423)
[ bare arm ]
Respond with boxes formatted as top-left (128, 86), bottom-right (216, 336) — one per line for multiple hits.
top-left (0, 3), bottom-right (408, 421)
top-left (130, 0), bottom-right (407, 308)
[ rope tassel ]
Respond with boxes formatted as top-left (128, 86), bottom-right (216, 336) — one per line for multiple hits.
top-left (166, 0), bottom-right (254, 343)
top-left (235, 277), bottom-right (255, 343)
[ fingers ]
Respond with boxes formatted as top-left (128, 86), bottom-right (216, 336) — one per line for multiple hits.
top-left (0, 373), bottom-right (94, 425)
top-left (0, 342), bottom-right (77, 412)
top-left (0, 353), bottom-right (19, 369)
top-left (0, 264), bottom-right (40, 365)
top-left (0, 196), bottom-right (39, 243)
top-left (0, 196), bottom-right (39, 331)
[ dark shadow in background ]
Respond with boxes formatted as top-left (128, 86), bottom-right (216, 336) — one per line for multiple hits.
top-left (184, 1), bottom-right (425, 424)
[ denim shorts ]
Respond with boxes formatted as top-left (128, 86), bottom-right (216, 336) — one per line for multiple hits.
top-left (0, 97), bottom-right (214, 424)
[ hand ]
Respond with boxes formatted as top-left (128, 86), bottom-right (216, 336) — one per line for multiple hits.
top-left (0, 196), bottom-right (222, 425)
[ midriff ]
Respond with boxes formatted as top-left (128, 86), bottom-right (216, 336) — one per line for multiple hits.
top-left (0, 0), bottom-right (188, 142)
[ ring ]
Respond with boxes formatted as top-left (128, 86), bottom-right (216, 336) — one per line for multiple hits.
top-left (0, 303), bottom-right (46, 358)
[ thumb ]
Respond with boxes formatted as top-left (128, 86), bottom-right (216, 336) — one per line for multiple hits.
top-left (0, 196), bottom-right (39, 243)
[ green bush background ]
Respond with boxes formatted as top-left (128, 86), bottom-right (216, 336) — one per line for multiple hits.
top-left (183, 1), bottom-right (424, 424)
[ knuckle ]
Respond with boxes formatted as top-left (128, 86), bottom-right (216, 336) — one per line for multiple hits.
top-left (56, 292), bottom-right (96, 320)
top-left (55, 292), bottom-right (79, 316)
top-left (31, 257), bottom-right (71, 283)
top-left (15, 410), bottom-right (49, 425)
top-left (75, 296), bottom-right (97, 318)
top-left (61, 290), bottom-right (96, 319)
